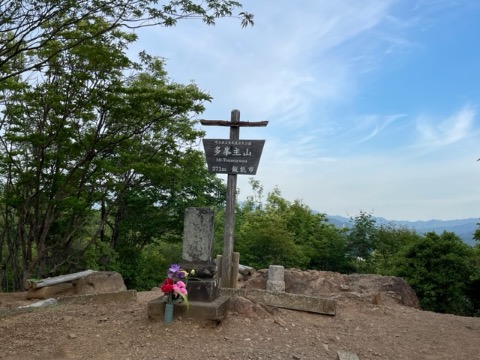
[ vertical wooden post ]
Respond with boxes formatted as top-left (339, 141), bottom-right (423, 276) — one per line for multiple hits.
top-left (221, 110), bottom-right (240, 288)
top-left (232, 252), bottom-right (240, 289)
top-left (200, 109), bottom-right (267, 288)
top-left (215, 254), bottom-right (222, 279)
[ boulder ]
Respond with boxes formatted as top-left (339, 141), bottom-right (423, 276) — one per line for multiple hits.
top-left (73, 271), bottom-right (126, 295)
top-left (26, 271), bottom-right (127, 300)
top-left (229, 296), bottom-right (270, 318)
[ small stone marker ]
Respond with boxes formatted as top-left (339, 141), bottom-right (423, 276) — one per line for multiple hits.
top-left (266, 265), bottom-right (285, 293)
top-left (337, 350), bottom-right (360, 360)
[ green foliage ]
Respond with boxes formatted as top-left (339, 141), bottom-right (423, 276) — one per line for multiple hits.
top-left (0, 11), bottom-right (225, 289)
top-left (466, 243), bottom-right (480, 315)
top-left (0, 0), bottom-right (248, 292)
top-left (474, 222), bottom-right (480, 244)
top-left (80, 238), bottom-right (120, 272)
top-left (235, 212), bottom-right (307, 269)
top-left (371, 224), bottom-right (422, 275)
top-left (117, 239), bottom-right (182, 291)
top-left (391, 231), bottom-right (476, 315)
top-left (306, 225), bottom-right (351, 273)
top-left (346, 211), bottom-right (377, 271)
top-left (229, 180), bottom-right (348, 271)
top-left (1, 0), bottom-right (253, 82)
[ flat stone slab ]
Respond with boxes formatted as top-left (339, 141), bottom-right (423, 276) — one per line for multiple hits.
top-left (148, 295), bottom-right (230, 322)
top-left (220, 288), bottom-right (336, 316)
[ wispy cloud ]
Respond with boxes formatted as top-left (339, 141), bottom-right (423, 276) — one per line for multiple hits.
top-left (133, 1), bottom-right (404, 130)
top-left (132, 1), bottom-right (480, 220)
top-left (415, 105), bottom-right (476, 148)
top-left (354, 114), bottom-right (407, 144)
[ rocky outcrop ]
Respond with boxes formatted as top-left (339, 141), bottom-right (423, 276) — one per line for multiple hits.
top-left (241, 268), bottom-right (420, 309)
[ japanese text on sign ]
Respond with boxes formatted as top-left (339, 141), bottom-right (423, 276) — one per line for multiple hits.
top-left (203, 139), bottom-right (265, 175)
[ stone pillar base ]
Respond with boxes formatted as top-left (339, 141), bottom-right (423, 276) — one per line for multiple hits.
top-left (267, 280), bottom-right (285, 292)
top-left (186, 278), bottom-right (219, 302)
top-left (147, 296), bottom-right (230, 322)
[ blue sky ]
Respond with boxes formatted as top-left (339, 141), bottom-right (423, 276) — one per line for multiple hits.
top-left (130, 0), bottom-right (480, 221)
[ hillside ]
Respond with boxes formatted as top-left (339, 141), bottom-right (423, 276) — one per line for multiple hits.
top-left (327, 215), bottom-right (478, 246)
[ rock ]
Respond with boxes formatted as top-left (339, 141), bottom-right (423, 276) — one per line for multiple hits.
top-left (229, 296), bottom-right (269, 318)
top-left (27, 283), bottom-right (74, 300)
top-left (337, 350), bottom-right (359, 360)
top-left (74, 271), bottom-right (127, 295)
top-left (25, 271), bottom-right (128, 300)
top-left (238, 264), bottom-right (255, 276)
top-left (241, 269), bottom-right (420, 309)
top-left (18, 298), bottom-right (58, 309)
top-left (372, 291), bottom-right (382, 305)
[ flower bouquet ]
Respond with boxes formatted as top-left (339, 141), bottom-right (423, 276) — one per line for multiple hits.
top-left (159, 264), bottom-right (190, 307)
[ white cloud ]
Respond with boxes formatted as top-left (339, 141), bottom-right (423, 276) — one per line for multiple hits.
top-left (415, 105), bottom-right (476, 148)
top-left (353, 114), bottom-right (407, 144)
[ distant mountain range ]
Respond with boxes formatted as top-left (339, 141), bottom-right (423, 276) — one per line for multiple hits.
top-left (326, 215), bottom-right (479, 246)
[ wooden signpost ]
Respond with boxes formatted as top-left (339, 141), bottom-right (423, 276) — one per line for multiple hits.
top-left (201, 109), bottom-right (268, 288)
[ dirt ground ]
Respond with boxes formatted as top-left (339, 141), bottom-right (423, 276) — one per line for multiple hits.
top-left (0, 276), bottom-right (479, 359)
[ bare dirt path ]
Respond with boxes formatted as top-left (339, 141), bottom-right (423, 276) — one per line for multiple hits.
top-left (0, 289), bottom-right (479, 360)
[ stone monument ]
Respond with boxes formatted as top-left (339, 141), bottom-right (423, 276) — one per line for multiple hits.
top-left (148, 207), bottom-right (230, 321)
top-left (180, 207), bottom-right (217, 301)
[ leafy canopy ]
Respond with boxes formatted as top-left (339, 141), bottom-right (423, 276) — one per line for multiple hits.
top-left (0, 0), bottom-right (253, 82)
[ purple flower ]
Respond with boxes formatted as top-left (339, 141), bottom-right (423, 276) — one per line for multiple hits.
top-left (168, 264), bottom-right (181, 278)
top-left (169, 264), bottom-right (181, 273)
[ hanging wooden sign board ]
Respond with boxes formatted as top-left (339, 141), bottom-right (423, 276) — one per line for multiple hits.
top-left (202, 139), bottom-right (265, 175)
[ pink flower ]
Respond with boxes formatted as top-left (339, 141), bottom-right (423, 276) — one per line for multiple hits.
top-left (173, 284), bottom-right (188, 295)
top-left (176, 281), bottom-right (186, 288)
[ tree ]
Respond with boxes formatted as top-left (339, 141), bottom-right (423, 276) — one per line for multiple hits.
top-left (277, 197), bottom-right (350, 272)
top-left (0, 0), bottom-right (253, 291)
top-left (474, 221), bottom-right (480, 244)
top-left (346, 211), bottom-right (377, 269)
top-left (232, 184), bottom-right (306, 269)
top-left (235, 212), bottom-right (306, 270)
top-left (468, 224), bottom-right (480, 315)
top-left (392, 231), bottom-right (476, 315)
top-left (0, 16), bottom-right (224, 289)
top-left (0, 0), bottom-right (253, 82)
top-left (1, 15), bottom-right (139, 288)
top-left (228, 180), bottom-right (348, 271)
top-left (371, 224), bottom-right (421, 275)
